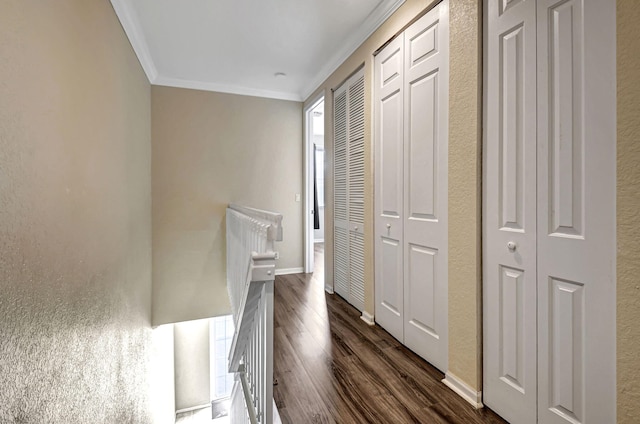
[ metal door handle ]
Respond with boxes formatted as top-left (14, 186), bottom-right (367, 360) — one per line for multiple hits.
top-left (507, 241), bottom-right (517, 251)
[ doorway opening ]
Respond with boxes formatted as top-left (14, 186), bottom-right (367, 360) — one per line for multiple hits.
top-left (304, 96), bottom-right (325, 274)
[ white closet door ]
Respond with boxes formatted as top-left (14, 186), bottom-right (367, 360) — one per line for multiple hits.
top-left (485, 1), bottom-right (616, 423)
top-left (402, 3), bottom-right (449, 371)
top-left (334, 86), bottom-right (350, 301)
top-left (484, 0), bottom-right (538, 422)
top-left (536, 0), bottom-right (616, 423)
top-left (374, 34), bottom-right (405, 342)
top-left (348, 73), bottom-right (366, 312)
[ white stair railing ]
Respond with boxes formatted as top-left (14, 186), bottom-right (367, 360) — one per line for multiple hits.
top-left (226, 204), bottom-right (282, 424)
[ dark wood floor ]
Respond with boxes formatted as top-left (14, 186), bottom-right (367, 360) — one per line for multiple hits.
top-left (272, 245), bottom-right (507, 424)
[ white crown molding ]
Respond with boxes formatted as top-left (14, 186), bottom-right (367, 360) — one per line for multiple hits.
top-left (110, 0), bottom-right (158, 82)
top-left (299, 0), bottom-right (406, 101)
top-left (112, 0), bottom-right (403, 102)
top-left (274, 267), bottom-right (304, 276)
top-left (442, 372), bottom-right (484, 409)
top-left (154, 76), bottom-right (303, 102)
top-left (360, 311), bottom-right (375, 326)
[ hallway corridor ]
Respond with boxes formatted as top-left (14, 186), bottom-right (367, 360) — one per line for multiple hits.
top-left (272, 246), bottom-right (506, 423)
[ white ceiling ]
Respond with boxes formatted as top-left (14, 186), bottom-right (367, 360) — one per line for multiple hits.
top-left (110, 0), bottom-right (405, 101)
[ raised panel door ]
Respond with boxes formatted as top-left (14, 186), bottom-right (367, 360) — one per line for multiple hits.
top-left (402, 3), bottom-right (449, 372)
top-left (536, 1), bottom-right (616, 422)
top-left (484, 0), bottom-right (538, 422)
top-left (375, 34), bottom-right (405, 342)
top-left (485, 1), bottom-right (616, 423)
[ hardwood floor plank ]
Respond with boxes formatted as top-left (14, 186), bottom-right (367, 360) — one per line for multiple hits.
top-left (273, 247), bottom-right (507, 424)
top-left (273, 327), bottom-right (334, 423)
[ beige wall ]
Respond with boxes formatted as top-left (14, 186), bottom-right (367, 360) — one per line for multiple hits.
top-left (617, 1), bottom-right (640, 422)
top-left (305, 0), bottom-right (482, 390)
top-left (447, 0), bottom-right (482, 390)
top-left (0, 0), bottom-right (174, 422)
top-left (152, 86), bottom-right (303, 325)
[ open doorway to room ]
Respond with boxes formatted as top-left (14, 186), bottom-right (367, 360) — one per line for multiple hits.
top-left (304, 96), bottom-right (325, 274)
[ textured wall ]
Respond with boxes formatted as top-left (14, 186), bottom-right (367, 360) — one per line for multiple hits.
top-left (446, 0), bottom-right (482, 391)
top-left (617, 1), bottom-right (640, 422)
top-left (152, 86), bottom-right (303, 325)
top-left (0, 0), bottom-right (169, 422)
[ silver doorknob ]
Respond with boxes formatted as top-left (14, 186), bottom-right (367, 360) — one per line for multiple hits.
top-left (354, 226), bottom-right (358, 231)
top-left (386, 224), bottom-right (391, 229)
top-left (507, 241), bottom-right (517, 251)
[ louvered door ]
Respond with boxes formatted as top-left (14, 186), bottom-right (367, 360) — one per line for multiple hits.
top-left (334, 68), bottom-right (365, 312)
top-left (334, 86), bottom-right (349, 301)
top-left (347, 74), bottom-right (365, 311)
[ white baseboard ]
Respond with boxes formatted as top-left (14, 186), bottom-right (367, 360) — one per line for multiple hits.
top-left (324, 285), bottom-right (334, 294)
top-left (275, 267), bottom-right (304, 275)
top-left (175, 403), bottom-right (210, 415)
top-left (442, 372), bottom-right (483, 409)
top-left (360, 311), bottom-right (375, 326)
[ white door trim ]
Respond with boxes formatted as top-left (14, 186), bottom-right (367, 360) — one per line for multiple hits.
top-left (303, 94), bottom-right (324, 274)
